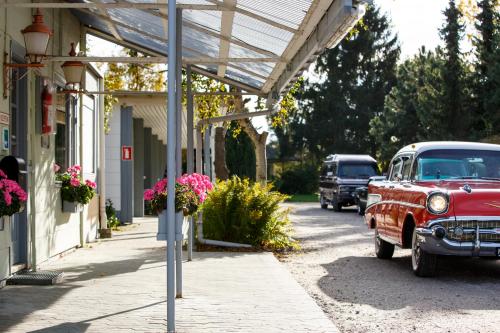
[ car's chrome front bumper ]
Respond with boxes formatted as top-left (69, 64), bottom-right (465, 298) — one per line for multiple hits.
top-left (416, 216), bottom-right (500, 257)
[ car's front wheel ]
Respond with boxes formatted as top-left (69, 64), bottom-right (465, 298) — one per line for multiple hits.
top-left (411, 228), bottom-right (437, 277)
top-left (320, 195), bottom-right (328, 209)
top-left (332, 198), bottom-right (342, 212)
top-left (375, 225), bottom-right (394, 259)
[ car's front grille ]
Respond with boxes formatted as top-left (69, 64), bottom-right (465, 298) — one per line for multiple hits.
top-left (442, 220), bottom-right (500, 242)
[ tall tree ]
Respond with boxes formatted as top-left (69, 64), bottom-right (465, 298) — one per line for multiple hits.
top-left (291, 5), bottom-right (400, 162)
top-left (370, 47), bottom-right (447, 164)
top-left (472, 0), bottom-right (500, 137)
top-left (439, 0), bottom-right (469, 139)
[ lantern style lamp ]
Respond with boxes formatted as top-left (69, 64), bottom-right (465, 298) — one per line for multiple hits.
top-left (61, 43), bottom-right (85, 91)
top-left (21, 9), bottom-right (53, 64)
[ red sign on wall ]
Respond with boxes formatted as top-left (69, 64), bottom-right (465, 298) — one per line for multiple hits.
top-left (122, 146), bottom-right (133, 161)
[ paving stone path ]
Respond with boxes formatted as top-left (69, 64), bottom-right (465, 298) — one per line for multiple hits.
top-left (0, 217), bottom-right (338, 333)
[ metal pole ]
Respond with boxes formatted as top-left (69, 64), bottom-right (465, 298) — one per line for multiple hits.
top-left (186, 65), bottom-right (194, 261)
top-left (175, 8), bottom-right (183, 299)
top-left (166, 0), bottom-right (177, 331)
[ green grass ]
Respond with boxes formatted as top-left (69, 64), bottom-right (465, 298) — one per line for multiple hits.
top-left (286, 194), bottom-right (318, 203)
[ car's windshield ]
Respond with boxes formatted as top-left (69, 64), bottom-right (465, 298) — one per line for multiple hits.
top-left (338, 163), bottom-right (378, 179)
top-left (415, 149), bottom-right (500, 181)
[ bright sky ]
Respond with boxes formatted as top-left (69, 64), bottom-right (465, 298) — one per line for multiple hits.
top-left (378, 0), bottom-right (449, 59)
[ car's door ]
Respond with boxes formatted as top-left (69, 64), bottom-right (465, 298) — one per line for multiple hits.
top-left (382, 157), bottom-right (404, 241)
top-left (386, 156), bottom-right (413, 241)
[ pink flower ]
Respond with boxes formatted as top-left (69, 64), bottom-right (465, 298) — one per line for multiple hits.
top-left (70, 178), bottom-right (80, 187)
top-left (144, 189), bottom-right (155, 201)
top-left (3, 191), bottom-right (12, 206)
top-left (85, 180), bottom-right (96, 189)
top-left (0, 169), bottom-right (6, 179)
top-left (53, 163), bottom-right (61, 173)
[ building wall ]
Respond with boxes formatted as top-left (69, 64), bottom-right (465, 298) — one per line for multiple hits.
top-left (0, 4), bottom-right (102, 283)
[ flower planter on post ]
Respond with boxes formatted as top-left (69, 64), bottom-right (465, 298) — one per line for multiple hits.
top-left (145, 173), bottom-right (213, 240)
top-left (62, 200), bottom-right (83, 213)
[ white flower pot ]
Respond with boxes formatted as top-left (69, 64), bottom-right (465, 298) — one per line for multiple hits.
top-left (62, 200), bottom-right (83, 213)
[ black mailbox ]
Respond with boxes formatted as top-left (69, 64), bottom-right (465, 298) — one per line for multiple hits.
top-left (0, 156), bottom-right (27, 184)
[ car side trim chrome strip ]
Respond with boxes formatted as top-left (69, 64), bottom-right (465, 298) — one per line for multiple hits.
top-left (366, 200), bottom-right (425, 210)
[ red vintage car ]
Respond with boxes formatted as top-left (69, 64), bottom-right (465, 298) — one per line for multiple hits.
top-left (365, 142), bottom-right (500, 277)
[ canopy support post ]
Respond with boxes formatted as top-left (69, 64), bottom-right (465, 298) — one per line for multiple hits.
top-left (175, 7), bottom-right (183, 299)
top-left (165, 0), bottom-right (177, 331)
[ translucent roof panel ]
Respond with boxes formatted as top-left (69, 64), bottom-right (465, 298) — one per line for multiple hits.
top-left (231, 13), bottom-right (294, 56)
top-left (67, 0), bottom-right (364, 93)
top-left (107, 8), bottom-right (165, 39)
top-left (236, 0), bottom-right (313, 30)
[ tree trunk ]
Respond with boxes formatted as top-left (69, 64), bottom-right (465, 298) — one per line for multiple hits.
top-left (214, 126), bottom-right (229, 180)
top-left (238, 118), bottom-right (268, 185)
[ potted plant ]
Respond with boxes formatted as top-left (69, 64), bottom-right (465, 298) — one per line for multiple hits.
top-left (0, 169), bottom-right (27, 219)
top-left (56, 165), bottom-right (96, 213)
top-left (144, 173), bottom-right (213, 216)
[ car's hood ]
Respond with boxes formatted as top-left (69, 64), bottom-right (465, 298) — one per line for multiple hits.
top-left (417, 180), bottom-right (500, 216)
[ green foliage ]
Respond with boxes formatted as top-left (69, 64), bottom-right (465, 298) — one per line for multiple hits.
top-left (202, 176), bottom-right (297, 251)
top-left (225, 122), bottom-right (256, 181)
top-left (274, 164), bottom-right (318, 195)
top-left (103, 49), bottom-right (165, 133)
top-left (105, 199), bottom-right (120, 229)
top-left (284, 5), bottom-right (400, 164)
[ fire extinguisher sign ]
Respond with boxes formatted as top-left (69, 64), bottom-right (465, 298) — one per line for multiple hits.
top-left (122, 146), bottom-right (133, 161)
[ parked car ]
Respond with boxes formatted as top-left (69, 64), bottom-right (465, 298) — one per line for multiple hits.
top-left (319, 154), bottom-right (379, 211)
top-left (355, 176), bottom-right (387, 215)
top-left (364, 141), bottom-right (500, 277)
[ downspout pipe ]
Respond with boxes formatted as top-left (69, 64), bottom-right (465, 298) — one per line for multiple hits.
top-left (98, 77), bottom-right (108, 232)
top-left (194, 108), bottom-right (276, 249)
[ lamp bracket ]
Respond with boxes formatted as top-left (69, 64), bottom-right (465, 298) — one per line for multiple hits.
top-left (3, 52), bottom-right (44, 99)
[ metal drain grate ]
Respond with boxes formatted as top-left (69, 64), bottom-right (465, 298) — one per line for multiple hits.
top-left (7, 271), bottom-right (64, 286)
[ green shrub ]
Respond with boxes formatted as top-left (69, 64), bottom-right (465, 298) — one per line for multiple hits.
top-left (275, 164), bottom-right (319, 195)
top-left (105, 199), bottom-right (121, 229)
top-left (201, 176), bottom-right (297, 251)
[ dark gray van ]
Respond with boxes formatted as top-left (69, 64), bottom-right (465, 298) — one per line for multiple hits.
top-left (319, 154), bottom-right (378, 211)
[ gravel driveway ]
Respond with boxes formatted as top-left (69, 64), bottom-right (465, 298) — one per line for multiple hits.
top-left (280, 202), bottom-right (500, 333)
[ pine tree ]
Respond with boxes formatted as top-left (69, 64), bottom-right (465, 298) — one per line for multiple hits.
top-left (291, 5), bottom-right (400, 162)
top-left (473, 0), bottom-right (500, 137)
top-left (440, 0), bottom-right (469, 139)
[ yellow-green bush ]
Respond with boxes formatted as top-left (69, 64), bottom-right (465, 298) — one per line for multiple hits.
top-left (202, 176), bottom-right (297, 250)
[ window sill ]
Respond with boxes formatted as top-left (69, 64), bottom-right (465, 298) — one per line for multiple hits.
top-left (54, 180), bottom-right (62, 188)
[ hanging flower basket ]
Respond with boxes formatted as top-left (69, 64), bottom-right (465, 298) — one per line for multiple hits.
top-left (0, 170), bottom-right (27, 217)
top-left (55, 165), bottom-right (96, 213)
top-left (144, 173), bottom-right (213, 216)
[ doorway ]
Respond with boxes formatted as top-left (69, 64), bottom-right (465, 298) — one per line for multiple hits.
top-left (9, 43), bottom-right (28, 267)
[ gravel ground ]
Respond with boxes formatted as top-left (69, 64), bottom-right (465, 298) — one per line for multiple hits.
top-left (280, 202), bottom-right (500, 333)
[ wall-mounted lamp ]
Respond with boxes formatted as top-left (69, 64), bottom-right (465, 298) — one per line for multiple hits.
top-left (3, 9), bottom-right (52, 98)
top-left (61, 43), bottom-right (85, 93)
top-left (21, 9), bottom-right (53, 64)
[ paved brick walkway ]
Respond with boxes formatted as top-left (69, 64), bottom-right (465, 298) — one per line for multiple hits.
top-left (0, 217), bottom-right (338, 333)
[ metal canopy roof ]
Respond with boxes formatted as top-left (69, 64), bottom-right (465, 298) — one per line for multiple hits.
top-left (68, 0), bottom-right (365, 96)
top-left (3, 0), bottom-right (365, 96)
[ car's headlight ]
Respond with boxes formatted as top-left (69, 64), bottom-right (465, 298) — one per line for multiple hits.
top-left (427, 192), bottom-right (449, 214)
